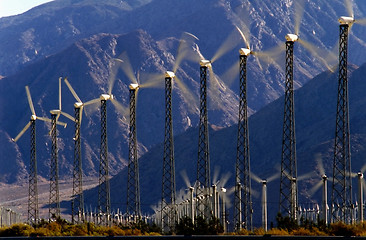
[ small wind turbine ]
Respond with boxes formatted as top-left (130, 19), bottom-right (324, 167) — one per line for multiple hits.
top-left (64, 78), bottom-right (99, 223)
top-left (84, 58), bottom-right (127, 226)
top-left (12, 85), bottom-right (56, 225)
top-left (251, 171), bottom-right (280, 231)
top-left (49, 77), bottom-right (69, 220)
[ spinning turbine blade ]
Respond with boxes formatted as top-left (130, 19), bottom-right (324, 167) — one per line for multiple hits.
top-left (250, 172), bottom-right (262, 184)
top-left (298, 39), bottom-right (335, 72)
top-left (139, 72), bottom-right (164, 89)
top-left (64, 78), bottom-right (82, 103)
top-left (173, 32), bottom-right (199, 73)
top-left (180, 170), bottom-right (192, 188)
top-left (356, 18), bottom-right (366, 25)
top-left (25, 86), bottom-right (36, 116)
top-left (13, 121), bottom-right (31, 142)
top-left (315, 153), bottom-right (325, 176)
top-left (212, 167), bottom-right (220, 185)
top-left (298, 171), bottom-right (315, 181)
top-left (110, 98), bottom-right (128, 117)
top-left (294, 0), bottom-right (306, 35)
top-left (267, 172), bottom-right (281, 183)
top-left (83, 98), bottom-right (100, 116)
top-left (118, 52), bottom-right (138, 84)
top-left (211, 29), bottom-right (240, 63)
top-left (175, 76), bottom-right (198, 113)
top-left (344, 0), bottom-right (354, 18)
top-left (361, 163), bottom-right (366, 174)
top-left (220, 59), bottom-right (239, 87)
top-left (309, 181), bottom-right (323, 197)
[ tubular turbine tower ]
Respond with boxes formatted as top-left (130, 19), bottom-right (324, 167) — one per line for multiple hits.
top-left (196, 59), bottom-right (211, 220)
top-left (331, 16), bottom-right (354, 223)
top-left (127, 83), bottom-right (141, 221)
top-left (234, 48), bottom-right (252, 231)
top-left (161, 71), bottom-right (177, 233)
top-left (279, 33), bottom-right (298, 221)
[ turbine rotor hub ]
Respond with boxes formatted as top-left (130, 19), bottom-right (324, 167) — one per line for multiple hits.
top-left (239, 48), bottom-right (251, 56)
top-left (165, 71), bottom-right (175, 78)
top-left (338, 16), bottom-right (355, 25)
top-left (285, 33), bottom-right (299, 42)
top-left (200, 59), bottom-right (212, 68)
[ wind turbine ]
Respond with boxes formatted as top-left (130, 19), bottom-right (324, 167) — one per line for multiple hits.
top-left (48, 77), bottom-right (69, 220)
top-left (12, 86), bottom-right (55, 225)
top-left (251, 171), bottom-right (280, 232)
top-left (64, 78), bottom-right (99, 223)
top-left (83, 58), bottom-right (127, 226)
top-left (331, 0), bottom-right (366, 224)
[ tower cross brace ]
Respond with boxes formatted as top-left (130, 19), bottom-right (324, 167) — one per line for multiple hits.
top-left (234, 53), bottom-right (252, 231)
top-left (196, 64), bottom-right (211, 219)
top-left (127, 87), bottom-right (141, 220)
top-left (279, 40), bottom-right (298, 221)
top-left (72, 107), bottom-right (84, 224)
top-left (49, 114), bottom-right (60, 220)
top-left (28, 120), bottom-right (39, 225)
top-left (161, 75), bottom-right (177, 233)
top-left (331, 23), bottom-right (352, 223)
top-left (98, 99), bottom-right (111, 225)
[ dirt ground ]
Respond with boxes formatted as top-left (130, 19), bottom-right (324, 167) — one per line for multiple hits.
top-left (0, 177), bottom-right (99, 222)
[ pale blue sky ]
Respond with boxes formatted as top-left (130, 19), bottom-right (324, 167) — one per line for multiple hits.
top-left (0, 0), bottom-right (54, 18)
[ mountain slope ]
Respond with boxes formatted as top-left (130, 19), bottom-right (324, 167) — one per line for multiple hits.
top-left (0, 30), bottom-right (239, 183)
top-left (1, 0), bottom-right (366, 112)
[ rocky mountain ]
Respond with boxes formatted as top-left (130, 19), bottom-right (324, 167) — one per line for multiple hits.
top-left (0, 29), bottom-right (239, 183)
top-left (82, 62), bottom-right (366, 227)
top-left (1, 0), bottom-right (366, 111)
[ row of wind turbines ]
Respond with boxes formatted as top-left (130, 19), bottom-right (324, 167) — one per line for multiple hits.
top-left (9, 0), bottom-right (366, 233)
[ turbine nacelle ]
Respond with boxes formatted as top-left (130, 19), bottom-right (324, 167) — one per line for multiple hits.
top-left (200, 59), bottom-right (212, 68)
top-left (358, 172), bottom-right (364, 179)
top-left (74, 102), bottom-right (83, 108)
top-left (31, 115), bottom-right (37, 121)
top-left (338, 16), bottom-right (355, 25)
top-left (129, 83), bottom-right (139, 90)
top-left (239, 48), bottom-right (251, 56)
top-left (322, 174), bottom-right (327, 180)
top-left (165, 71), bottom-right (175, 79)
top-left (100, 94), bottom-right (113, 101)
top-left (261, 180), bottom-right (267, 185)
top-left (285, 34), bottom-right (299, 42)
top-left (50, 109), bottom-right (61, 115)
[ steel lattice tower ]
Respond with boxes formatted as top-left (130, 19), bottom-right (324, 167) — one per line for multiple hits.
top-left (28, 119), bottom-right (39, 225)
top-left (279, 34), bottom-right (298, 221)
top-left (98, 99), bottom-right (111, 225)
top-left (161, 72), bottom-right (177, 233)
top-left (72, 106), bottom-right (84, 224)
top-left (234, 48), bottom-right (252, 231)
top-left (331, 19), bottom-right (352, 223)
top-left (49, 113), bottom-right (60, 219)
top-left (196, 60), bottom-right (211, 219)
top-left (127, 84), bottom-right (141, 220)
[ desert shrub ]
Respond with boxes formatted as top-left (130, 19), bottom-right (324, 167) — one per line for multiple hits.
top-left (0, 223), bottom-right (34, 236)
top-left (252, 228), bottom-right (265, 235)
top-left (266, 228), bottom-right (290, 235)
top-left (46, 221), bottom-right (62, 236)
top-left (30, 227), bottom-right (51, 237)
top-left (328, 222), bottom-right (357, 236)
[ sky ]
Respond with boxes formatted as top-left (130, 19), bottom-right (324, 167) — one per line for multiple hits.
top-left (0, 0), bottom-right (54, 18)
